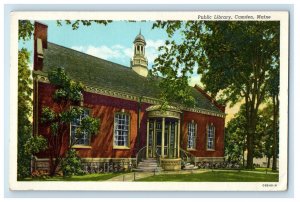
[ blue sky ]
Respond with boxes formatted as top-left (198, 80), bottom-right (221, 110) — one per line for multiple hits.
top-left (18, 20), bottom-right (201, 86)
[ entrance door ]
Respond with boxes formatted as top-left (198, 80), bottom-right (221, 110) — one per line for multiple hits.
top-left (148, 119), bottom-right (177, 158)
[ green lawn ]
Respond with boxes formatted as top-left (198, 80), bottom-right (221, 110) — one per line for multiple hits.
top-left (252, 167), bottom-right (279, 173)
top-left (136, 171), bottom-right (279, 182)
top-left (22, 173), bottom-right (122, 181)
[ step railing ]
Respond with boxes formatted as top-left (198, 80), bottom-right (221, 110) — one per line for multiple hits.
top-left (155, 147), bottom-right (161, 166)
top-left (136, 146), bottom-right (147, 167)
top-left (180, 148), bottom-right (195, 165)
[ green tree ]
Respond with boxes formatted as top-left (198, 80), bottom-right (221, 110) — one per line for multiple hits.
top-left (17, 48), bottom-right (33, 179)
top-left (41, 67), bottom-right (99, 176)
top-left (19, 20), bottom-right (111, 41)
top-left (153, 21), bottom-right (279, 168)
top-left (225, 104), bottom-right (266, 166)
top-left (256, 104), bottom-right (278, 168)
top-left (266, 65), bottom-right (279, 171)
top-left (225, 110), bottom-right (246, 165)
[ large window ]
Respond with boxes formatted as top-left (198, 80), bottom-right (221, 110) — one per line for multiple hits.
top-left (207, 124), bottom-right (215, 150)
top-left (71, 108), bottom-right (90, 146)
top-left (187, 122), bottom-right (196, 149)
top-left (114, 112), bottom-right (130, 147)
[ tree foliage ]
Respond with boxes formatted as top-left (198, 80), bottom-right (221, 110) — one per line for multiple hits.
top-left (24, 135), bottom-right (48, 155)
top-left (153, 21), bottom-right (280, 168)
top-left (266, 61), bottom-right (279, 171)
top-left (225, 109), bottom-right (246, 164)
top-left (41, 67), bottom-right (99, 176)
top-left (226, 103), bottom-right (279, 167)
top-left (17, 48), bottom-right (33, 179)
top-left (18, 20), bottom-right (112, 41)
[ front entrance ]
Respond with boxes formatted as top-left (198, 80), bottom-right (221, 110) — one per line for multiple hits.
top-left (145, 105), bottom-right (182, 171)
top-left (148, 119), bottom-right (178, 158)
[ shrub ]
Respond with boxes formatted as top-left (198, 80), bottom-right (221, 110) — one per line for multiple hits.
top-left (61, 149), bottom-right (84, 177)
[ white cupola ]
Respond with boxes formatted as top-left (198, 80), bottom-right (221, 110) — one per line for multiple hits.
top-left (131, 30), bottom-right (148, 77)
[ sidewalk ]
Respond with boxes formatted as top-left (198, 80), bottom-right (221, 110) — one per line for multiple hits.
top-left (106, 169), bottom-right (207, 181)
top-left (106, 168), bottom-right (278, 181)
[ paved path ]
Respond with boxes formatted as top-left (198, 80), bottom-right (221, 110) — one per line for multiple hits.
top-left (106, 169), bottom-right (207, 181)
top-left (107, 169), bottom-right (278, 181)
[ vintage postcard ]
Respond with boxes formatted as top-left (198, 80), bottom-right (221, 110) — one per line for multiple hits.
top-left (10, 11), bottom-right (288, 191)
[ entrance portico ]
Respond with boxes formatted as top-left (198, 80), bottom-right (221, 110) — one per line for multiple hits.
top-left (146, 105), bottom-right (182, 170)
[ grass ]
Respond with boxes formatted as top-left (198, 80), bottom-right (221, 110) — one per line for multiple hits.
top-left (136, 171), bottom-right (279, 182)
top-left (22, 173), bottom-right (122, 181)
top-left (253, 167), bottom-right (279, 173)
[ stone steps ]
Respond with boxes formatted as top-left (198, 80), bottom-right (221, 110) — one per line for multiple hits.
top-left (135, 158), bottom-right (161, 172)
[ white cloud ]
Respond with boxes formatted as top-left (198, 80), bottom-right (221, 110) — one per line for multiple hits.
top-left (189, 74), bottom-right (202, 87)
top-left (145, 39), bottom-right (165, 67)
top-left (71, 39), bottom-right (165, 67)
top-left (71, 45), bottom-right (124, 60)
top-left (146, 39), bottom-right (165, 49)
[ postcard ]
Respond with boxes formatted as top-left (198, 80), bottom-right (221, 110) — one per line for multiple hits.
top-left (9, 11), bottom-right (288, 191)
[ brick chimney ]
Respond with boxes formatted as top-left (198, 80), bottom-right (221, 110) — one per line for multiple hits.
top-left (33, 22), bottom-right (48, 71)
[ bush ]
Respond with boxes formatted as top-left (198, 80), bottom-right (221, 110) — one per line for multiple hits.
top-left (61, 149), bottom-right (84, 177)
top-left (24, 135), bottom-right (48, 155)
top-left (197, 161), bottom-right (241, 169)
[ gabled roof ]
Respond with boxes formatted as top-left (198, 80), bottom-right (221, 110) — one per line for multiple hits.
top-left (42, 42), bottom-right (224, 115)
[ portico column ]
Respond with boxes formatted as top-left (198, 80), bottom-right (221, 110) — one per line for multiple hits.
top-left (177, 119), bottom-right (181, 158)
top-left (161, 118), bottom-right (165, 158)
top-left (146, 119), bottom-right (149, 159)
top-left (174, 122), bottom-right (178, 158)
top-left (168, 123), bottom-right (171, 158)
top-left (153, 120), bottom-right (156, 157)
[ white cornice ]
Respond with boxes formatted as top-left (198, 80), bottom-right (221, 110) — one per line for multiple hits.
top-left (33, 71), bottom-right (225, 118)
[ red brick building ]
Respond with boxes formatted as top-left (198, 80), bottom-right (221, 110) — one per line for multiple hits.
top-left (32, 22), bottom-right (225, 172)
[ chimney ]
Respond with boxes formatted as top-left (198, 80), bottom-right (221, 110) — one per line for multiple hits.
top-left (33, 22), bottom-right (48, 71)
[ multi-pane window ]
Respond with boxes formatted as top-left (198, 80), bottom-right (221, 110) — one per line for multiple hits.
top-left (187, 122), bottom-right (196, 149)
top-left (114, 113), bottom-right (130, 147)
top-left (71, 109), bottom-right (90, 146)
top-left (207, 124), bottom-right (215, 150)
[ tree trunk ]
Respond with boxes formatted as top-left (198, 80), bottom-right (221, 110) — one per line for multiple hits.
top-left (246, 109), bottom-right (256, 169)
top-left (242, 148), bottom-right (245, 167)
top-left (272, 95), bottom-right (278, 171)
top-left (267, 157), bottom-right (270, 168)
top-left (246, 132), bottom-right (254, 169)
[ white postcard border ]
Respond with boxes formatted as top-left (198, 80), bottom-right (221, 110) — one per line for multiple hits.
top-left (9, 11), bottom-right (289, 191)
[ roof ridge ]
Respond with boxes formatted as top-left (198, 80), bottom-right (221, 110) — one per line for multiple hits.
top-left (47, 41), bottom-right (132, 71)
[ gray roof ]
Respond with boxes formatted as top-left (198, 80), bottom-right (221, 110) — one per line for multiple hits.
top-left (42, 42), bottom-right (223, 114)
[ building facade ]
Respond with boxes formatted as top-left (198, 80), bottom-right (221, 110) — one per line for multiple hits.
top-left (32, 22), bottom-right (226, 172)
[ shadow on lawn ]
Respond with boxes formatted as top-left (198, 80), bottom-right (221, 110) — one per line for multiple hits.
top-left (136, 171), bottom-right (279, 182)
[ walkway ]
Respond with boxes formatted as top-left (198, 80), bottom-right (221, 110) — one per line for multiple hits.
top-left (106, 169), bottom-right (207, 181)
top-left (106, 169), bottom-right (278, 181)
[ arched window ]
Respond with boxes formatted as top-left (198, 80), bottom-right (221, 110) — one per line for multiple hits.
top-left (114, 112), bottom-right (130, 148)
top-left (207, 124), bottom-right (215, 150)
top-left (187, 121), bottom-right (197, 150)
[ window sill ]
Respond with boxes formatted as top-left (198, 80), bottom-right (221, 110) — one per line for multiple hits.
top-left (113, 146), bottom-right (131, 150)
top-left (187, 148), bottom-right (197, 151)
top-left (206, 149), bottom-right (215, 151)
top-left (72, 145), bottom-right (92, 149)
